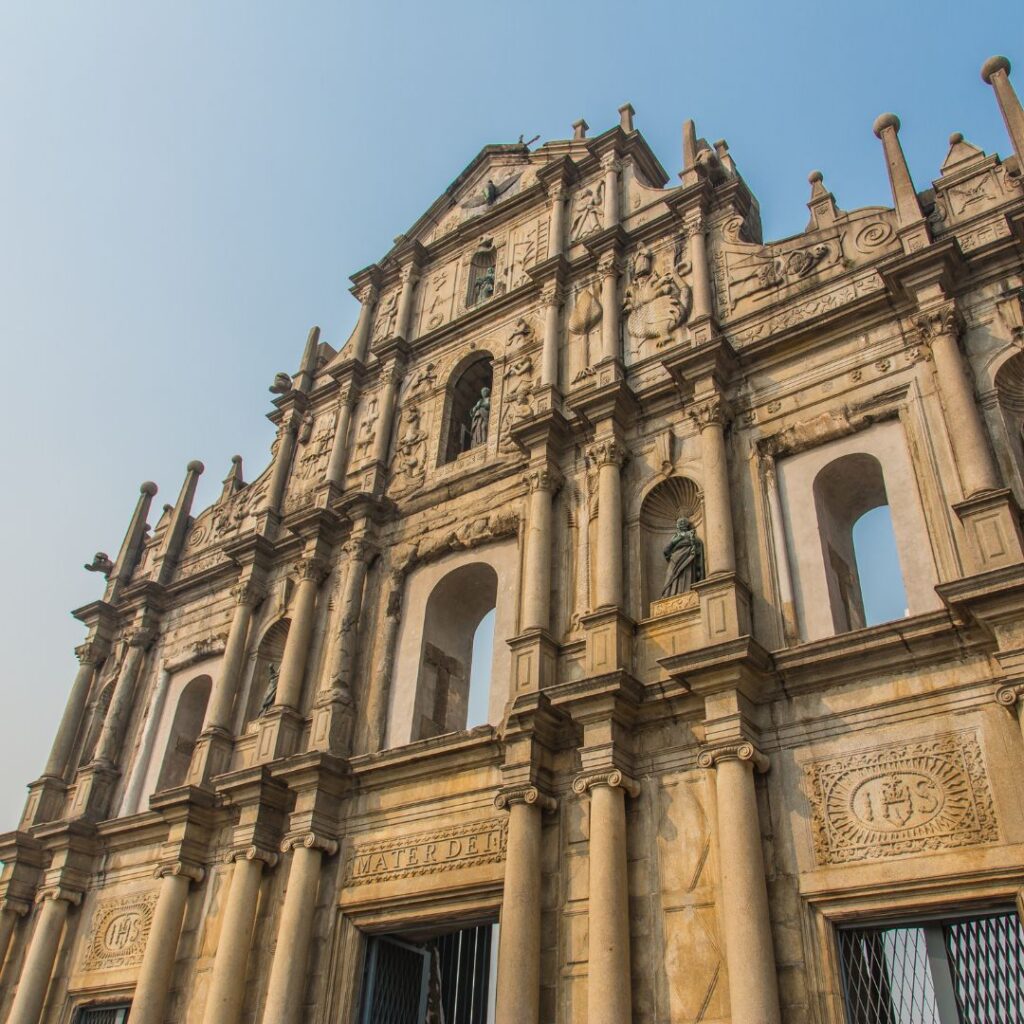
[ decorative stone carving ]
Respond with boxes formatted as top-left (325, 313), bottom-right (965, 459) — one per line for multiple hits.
top-left (84, 552), bottom-right (114, 578)
top-left (422, 268), bottom-right (454, 332)
top-left (344, 817), bottom-right (508, 886)
top-left (494, 785), bottom-right (557, 812)
top-left (804, 732), bottom-right (999, 865)
top-left (353, 395), bottom-right (379, 461)
top-left (688, 397), bottom-right (727, 430)
top-left (406, 361), bottom-right (437, 397)
top-left (389, 405), bottom-right (428, 496)
top-left (572, 768), bottom-right (641, 797)
top-left (498, 352), bottom-right (536, 453)
top-left (568, 285), bottom-right (602, 382)
top-left (372, 290), bottom-right (399, 342)
top-left (460, 171), bottom-right (523, 212)
top-left (910, 300), bottom-right (964, 344)
top-left (698, 741), bottom-right (770, 772)
top-left (570, 181), bottom-right (604, 240)
top-left (395, 507), bottom-right (520, 575)
top-left (81, 892), bottom-right (157, 972)
top-left (622, 247), bottom-right (692, 353)
top-left (584, 437), bottom-right (630, 469)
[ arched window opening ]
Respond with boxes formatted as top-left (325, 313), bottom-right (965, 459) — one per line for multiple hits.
top-left (813, 453), bottom-right (908, 634)
top-left (156, 675), bottom-right (211, 792)
top-left (466, 244), bottom-right (496, 307)
top-left (245, 618), bottom-right (290, 728)
top-left (639, 476), bottom-right (704, 615)
top-left (413, 563), bottom-right (498, 741)
top-left (443, 356), bottom-right (494, 463)
top-left (994, 351), bottom-right (1024, 494)
top-left (466, 608), bottom-right (496, 729)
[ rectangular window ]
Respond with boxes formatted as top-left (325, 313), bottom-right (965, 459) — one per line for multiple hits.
top-left (73, 1006), bottom-right (131, 1024)
top-left (838, 911), bottom-right (1024, 1024)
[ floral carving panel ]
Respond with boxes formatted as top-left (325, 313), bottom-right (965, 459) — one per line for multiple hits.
top-left (804, 731), bottom-right (998, 866)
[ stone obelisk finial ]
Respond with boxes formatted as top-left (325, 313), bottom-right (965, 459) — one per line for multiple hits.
top-left (872, 112), bottom-right (929, 253)
top-left (220, 454), bottom-right (244, 501)
top-left (982, 56), bottom-right (1024, 166)
top-left (104, 480), bottom-right (158, 602)
top-left (680, 119), bottom-right (700, 187)
top-left (292, 326), bottom-right (321, 395)
top-left (155, 460), bottom-right (205, 585)
top-left (806, 170), bottom-right (839, 229)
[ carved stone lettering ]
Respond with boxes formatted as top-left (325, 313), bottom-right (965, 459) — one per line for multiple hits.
top-left (81, 893), bottom-right (157, 972)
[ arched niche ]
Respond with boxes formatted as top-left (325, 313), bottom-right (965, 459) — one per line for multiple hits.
top-left (243, 617), bottom-right (290, 728)
top-left (440, 352), bottom-right (494, 464)
top-left (994, 350), bottom-right (1024, 500)
top-left (639, 476), bottom-right (703, 615)
top-left (466, 243), bottom-right (496, 307)
top-left (155, 674), bottom-right (212, 792)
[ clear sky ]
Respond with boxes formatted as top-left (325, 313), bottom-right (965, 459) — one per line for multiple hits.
top-left (0, 1), bottom-right (1020, 828)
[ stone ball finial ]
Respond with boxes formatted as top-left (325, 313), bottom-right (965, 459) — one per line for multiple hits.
top-left (981, 55), bottom-right (1011, 84)
top-left (949, 132), bottom-right (964, 145)
top-left (231, 454), bottom-right (242, 465)
top-left (808, 170), bottom-right (824, 184)
top-left (187, 460), bottom-right (205, 474)
top-left (140, 481), bottom-right (158, 496)
top-left (872, 113), bottom-right (901, 138)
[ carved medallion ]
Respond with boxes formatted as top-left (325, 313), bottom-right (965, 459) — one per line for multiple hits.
top-left (81, 893), bottom-right (157, 972)
top-left (804, 732), bottom-right (998, 865)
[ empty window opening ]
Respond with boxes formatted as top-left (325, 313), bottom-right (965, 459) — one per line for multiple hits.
top-left (413, 564), bottom-right (497, 741)
top-left (813, 453), bottom-right (909, 634)
top-left (360, 924), bottom-right (498, 1024)
top-left (838, 911), bottom-right (1024, 1024)
top-left (444, 357), bottom-right (493, 463)
top-left (73, 1005), bottom-right (132, 1024)
top-left (155, 675), bottom-right (210, 792)
top-left (466, 609), bottom-right (496, 729)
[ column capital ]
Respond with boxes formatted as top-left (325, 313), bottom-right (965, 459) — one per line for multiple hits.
top-left (679, 209), bottom-right (709, 238)
top-left (1, 896), bottom-right (32, 917)
top-left (540, 278), bottom-right (565, 305)
top-left (343, 536), bottom-right (377, 563)
top-left (155, 860), bottom-right (206, 885)
top-left (698, 740), bottom-right (770, 773)
top-left (597, 249), bottom-right (622, 277)
top-left (225, 845), bottom-right (279, 869)
top-left (122, 626), bottom-right (156, 649)
top-left (280, 831), bottom-right (339, 856)
top-left (600, 153), bottom-right (623, 174)
top-left (74, 639), bottom-right (107, 666)
top-left (689, 395), bottom-right (730, 430)
top-left (524, 465), bottom-right (563, 494)
top-left (292, 556), bottom-right (330, 585)
top-left (909, 300), bottom-right (963, 344)
top-left (35, 885), bottom-right (82, 906)
top-left (494, 784), bottom-right (557, 812)
top-left (584, 436), bottom-right (630, 470)
top-left (545, 179), bottom-right (568, 202)
top-left (571, 768), bottom-right (641, 798)
top-left (996, 682), bottom-right (1024, 708)
top-left (356, 282), bottom-right (379, 306)
top-left (230, 578), bottom-right (267, 607)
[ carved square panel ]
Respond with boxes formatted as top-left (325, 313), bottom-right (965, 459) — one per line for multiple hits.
top-left (80, 891), bottom-right (157, 972)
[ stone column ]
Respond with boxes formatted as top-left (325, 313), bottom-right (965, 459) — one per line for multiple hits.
top-left (266, 409), bottom-right (302, 516)
top-left (541, 280), bottom-right (562, 388)
top-left (6, 888), bottom-right (80, 1024)
top-left (274, 558), bottom-right (328, 711)
top-left (324, 538), bottom-right (372, 691)
top-left (547, 182), bottom-right (567, 258)
top-left (521, 468), bottom-right (560, 632)
top-left (324, 385), bottom-right (356, 487)
top-left (395, 265), bottom-right (418, 342)
top-left (204, 579), bottom-right (264, 732)
top-left (93, 628), bottom-right (153, 766)
top-left (762, 456), bottom-right (798, 643)
top-left (0, 902), bottom-right (27, 978)
top-left (261, 834), bottom-right (337, 1024)
top-left (601, 154), bottom-right (620, 228)
top-left (690, 397), bottom-right (735, 576)
top-left (698, 743), bottom-right (781, 1024)
top-left (350, 283), bottom-right (378, 363)
top-left (200, 848), bottom-right (277, 1024)
top-left (981, 56), bottom-right (1024, 164)
top-left (493, 787), bottom-right (554, 1024)
top-left (684, 211), bottom-right (713, 322)
top-left (364, 575), bottom-right (404, 752)
top-left (371, 365), bottom-right (402, 467)
top-left (572, 770), bottom-right (639, 1024)
top-left (597, 251), bottom-right (621, 364)
top-left (130, 864), bottom-right (203, 1024)
top-left (120, 665), bottom-right (171, 815)
top-left (588, 438), bottom-right (628, 609)
top-left (997, 683), bottom-right (1024, 747)
top-left (42, 640), bottom-right (104, 779)
top-left (914, 303), bottom-right (999, 497)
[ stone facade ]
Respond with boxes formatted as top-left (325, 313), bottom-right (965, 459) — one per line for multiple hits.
top-left (2, 56), bottom-right (1024, 1024)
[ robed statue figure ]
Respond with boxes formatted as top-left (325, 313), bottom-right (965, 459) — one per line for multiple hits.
top-left (661, 517), bottom-right (704, 597)
top-left (469, 387), bottom-right (491, 447)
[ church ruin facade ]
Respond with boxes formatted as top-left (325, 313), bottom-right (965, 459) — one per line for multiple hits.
top-left (3, 55), bottom-right (1024, 1024)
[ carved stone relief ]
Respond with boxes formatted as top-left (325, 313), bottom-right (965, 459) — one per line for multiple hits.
top-left (568, 285), bottom-right (602, 383)
top-left (804, 731), bottom-right (999, 865)
top-left (570, 180), bottom-right (604, 241)
top-left (372, 290), bottom-right (399, 342)
top-left (80, 892), bottom-right (157, 972)
top-left (622, 243), bottom-right (692, 355)
top-left (419, 265), bottom-right (456, 334)
top-left (497, 318), bottom-right (539, 453)
top-left (389, 405), bottom-right (429, 497)
top-left (352, 395), bottom-right (380, 464)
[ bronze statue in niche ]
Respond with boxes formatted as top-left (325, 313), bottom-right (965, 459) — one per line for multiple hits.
top-left (469, 387), bottom-right (491, 447)
top-left (662, 517), bottom-right (704, 596)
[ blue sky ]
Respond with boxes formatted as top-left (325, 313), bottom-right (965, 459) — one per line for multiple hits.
top-left (0, 1), bottom-right (1020, 826)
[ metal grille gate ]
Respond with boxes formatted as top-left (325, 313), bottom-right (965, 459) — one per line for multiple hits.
top-left (73, 1006), bottom-right (131, 1024)
top-left (839, 911), bottom-right (1024, 1024)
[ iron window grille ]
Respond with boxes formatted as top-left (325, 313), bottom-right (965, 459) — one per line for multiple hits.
top-left (72, 1005), bottom-right (131, 1024)
top-left (838, 910), bottom-right (1024, 1024)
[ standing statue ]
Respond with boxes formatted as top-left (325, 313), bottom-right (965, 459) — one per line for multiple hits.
top-left (662, 517), bottom-right (705, 596)
top-left (260, 663), bottom-right (280, 714)
top-left (469, 387), bottom-right (491, 447)
top-left (473, 266), bottom-right (495, 305)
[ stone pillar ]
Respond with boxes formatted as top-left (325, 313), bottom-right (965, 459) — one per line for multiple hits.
top-left (204, 579), bottom-right (264, 732)
top-left (521, 468), bottom-right (560, 632)
top-left (371, 364), bottom-right (402, 467)
top-left (698, 743), bottom-right (781, 1024)
top-left (6, 888), bottom-right (80, 1024)
top-left (493, 787), bottom-right (555, 1024)
top-left (685, 211), bottom-right (713, 322)
top-left (350, 284), bottom-right (378, 363)
top-left (395, 265), bottom-right (418, 342)
top-left (541, 280), bottom-right (562, 389)
top-left (572, 770), bottom-right (639, 1024)
top-left (690, 397), bottom-right (735, 576)
top-left (324, 385), bottom-right (356, 487)
top-left (43, 640), bottom-right (104, 779)
top-left (266, 409), bottom-right (302, 516)
top-left (120, 665), bottom-right (171, 815)
top-left (601, 154), bottom-right (620, 229)
top-left (93, 628), bottom-right (153, 766)
top-left (597, 251), bottom-right (621, 364)
top-left (914, 303), bottom-right (999, 497)
top-left (275, 558), bottom-right (328, 711)
top-left (982, 56), bottom-right (1024, 163)
top-left (0, 902), bottom-right (27, 977)
top-left (762, 456), bottom-right (798, 643)
top-left (587, 438), bottom-right (628, 609)
top-left (872, 113), bottom-right (929, 252)
top-left (200, 848), bottom-right (276, 1024)
top-left (261, 834), bottom-right (337, 1024)
top-left (365, 575), bottom-right (404, 752)
top-left (130, 864), bottom-right (203, 1024)
top-left (547, 182), bottom-right (567, 258)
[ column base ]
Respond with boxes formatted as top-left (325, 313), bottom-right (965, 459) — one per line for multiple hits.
top-left (20, 776), bottom-right (68, 829)
top-left (67, 761), bottom-right (120, 821)
top-left (308, 689), bottom-right (355, 755)
top-left (581, 608), bottom-right (634, 676)
top-left (507, 629), bottom-right (559, 695)
top-left (694, 573), bottom-right (751, 644)
top-left (254, 707), bottom-right (305, 765)
top-left (185, 728), bottom-right (234, 787)
top-left (953, 488), bottom-right (1024, 573)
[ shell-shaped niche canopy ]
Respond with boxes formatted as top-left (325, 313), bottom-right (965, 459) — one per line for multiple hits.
top-left (995, 351), bottom-right (1024, 414)
top-left (640, 476), bottom-right (703, 530)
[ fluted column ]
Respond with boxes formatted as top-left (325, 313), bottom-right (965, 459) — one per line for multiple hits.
top-left (587, 438), bottom-right (628, 609)
top-left (275, 558), bottom-right (328, 712)
top-left (200, 848), bottom-right (276, 1024)
top-left (93, 628), bottom-right (153, 766)
top-left (601, 154), bottom-right (620, 228)
top-left (597, 251), bottom-right (621, 363)
top-left (982, 56), bottom-right (1024, 164)
top-left (350, 283), bottom-right (378, 363)
top-left (684, 211), bottom-right (713, 322)
top-left (493, 787), bottom-right (555, 1024)
top-left (913, 302), bottom-right (998, 497)
top-left (547, 182), bottom-right (567, 258)
top-left (6, 888), bottom-right (80, 1024)
top-left (522, 468), bottom-right (560, 631)
top-left (262, 834), bottom-right (337, 1024)
top-left (266, 409), bottom-right (302, 516)
top-left (690, 397), bottom-right (735, 576)
top-left (540, 280), bottom-right (562, 388)
top-left (324, 385), bottom-right (356, 487)
top-left (698, 743), bottom-right (781, 1024)
top-left (395, 265), bottom-right (418, 342)
top-left (371, 364), bottom-right (402, 467)
top-left (572, 770), bottom-right (639, 1024)
top-left (43, 640), bottom-right (105, 779)
top-left (204, 579), bottom-right (264, 732)
top-left (130, 864), bottom-right (203, 1024)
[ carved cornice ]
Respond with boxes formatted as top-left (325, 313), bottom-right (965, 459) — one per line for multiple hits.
top-left (697, 741), bottom-right (770, 773)
top-left (909, 300), bottom-right (964, 344)
top-left (281, 831), bottom-right (340, 856)
top-left (584, 437), bottom-right (630, 470)
top-left (155, 860), bottom-right (206, 885)
top-left (571, 768), bottom-right (641, 798)
top-left (493, 784), bottom-right (557, 812)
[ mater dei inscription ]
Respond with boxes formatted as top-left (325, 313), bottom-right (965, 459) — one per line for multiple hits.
top-left (345, 818), bottom-right (508, 886)
top-left (80, 893), bottom-right (157, 972)
top-left (805, 732), bottom-right (999, 865)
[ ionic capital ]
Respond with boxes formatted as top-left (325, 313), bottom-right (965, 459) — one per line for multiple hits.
top-left (910, 301), bottom-right (964, 345)
top-left (1, 896), bottom-right (31, 918)
top-left (525, 466), bottom-right (563, 494)
top-left (155, 860), bottom-right (206, 885)
top-left (996, 682), bottom-right (1024, 709)
top-left (280, 831), bottom-right (339, 857)
top-left (494, 784), bottom-right (558, 812)
top-left (571, 768), bottom-right (641, 798)
top-left (226, 845), bottom-right (279, 869)
top-left (35, 885), bottom-right (83, 906)
top-left (697, 741), bottom-right (770, 773)
top-left (689, 396), bottom-right (729, 431)
top-left (585, 437), bottom-right (630, 470)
